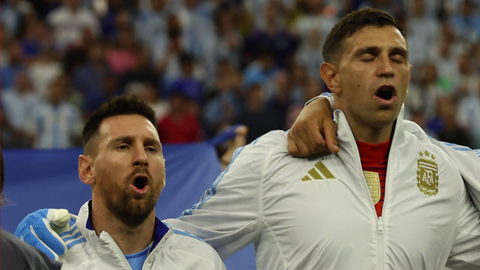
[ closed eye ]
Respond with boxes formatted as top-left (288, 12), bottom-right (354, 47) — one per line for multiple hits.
top-left (390, 54), bottom-right (404, 63)
top-left (360, 53), bottom-right (375, 62)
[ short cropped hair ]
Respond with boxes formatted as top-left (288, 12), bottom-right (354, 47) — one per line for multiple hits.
top-left (82, 95), bottom-right (157, 154)
top-left (323, 8), bottom-right (406, 64)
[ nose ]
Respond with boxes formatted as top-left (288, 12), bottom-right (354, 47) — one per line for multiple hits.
top-left (377, 55), bottom-right (395, 78)
top-left (133, 145), bottom-right (148, 168)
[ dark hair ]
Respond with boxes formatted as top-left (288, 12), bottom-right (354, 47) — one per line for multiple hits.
top-left (323, 8), bottom-right (406, 64)
top-left (82, 95), bottom-right (157, 152)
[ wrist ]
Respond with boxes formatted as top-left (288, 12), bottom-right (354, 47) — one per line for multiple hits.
top-left (305, 92), bottom-right (334, 109)
top-left (308, 96), bottom-right (333, 114)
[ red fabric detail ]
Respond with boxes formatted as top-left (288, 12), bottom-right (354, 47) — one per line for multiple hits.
top-left (157, 113), bottom-right (202, 144)
top-left (356, 140), bottom-right (391, 217)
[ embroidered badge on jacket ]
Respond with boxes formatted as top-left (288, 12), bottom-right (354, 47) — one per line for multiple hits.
top-left (416, 150), bottom-right (439, 196)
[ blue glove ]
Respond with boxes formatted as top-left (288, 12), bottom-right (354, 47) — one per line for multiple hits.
top-left (14, 209), bottom-right (80, 260)
top-left (209, 125), bottom-right (242, 146)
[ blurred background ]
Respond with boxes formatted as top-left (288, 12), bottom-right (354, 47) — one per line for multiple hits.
top-left (1, 0), bottom-right (479, 150)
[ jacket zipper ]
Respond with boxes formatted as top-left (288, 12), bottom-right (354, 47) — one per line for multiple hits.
top-left (377, 216), bottom-right (385, 270)
top-left (352, 139), bottom-right (386, 270)
top-left (103, 233), bottom-right (134, 270)
top-left (339, 110), bottom-right (393, 270)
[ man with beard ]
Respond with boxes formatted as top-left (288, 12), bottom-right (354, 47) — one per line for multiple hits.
top-left (13, 95), bottom-right (225, 270)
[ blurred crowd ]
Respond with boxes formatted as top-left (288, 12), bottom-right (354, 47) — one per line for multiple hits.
top-left (1, 0), bottom-right (480, 150)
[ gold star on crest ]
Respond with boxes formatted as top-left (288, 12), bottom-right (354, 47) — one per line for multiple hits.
top-left (431, 154), bottom-right (435, 160)
top-left (424, 150), bottom-right (430, 157)
top-left (419, 151), bottom-right (424, 157)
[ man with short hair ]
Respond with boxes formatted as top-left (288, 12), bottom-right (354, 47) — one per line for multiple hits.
top-left (16, 96), bottom-right (225, 270)
top-left (164, 8), bottom-right (480, 269)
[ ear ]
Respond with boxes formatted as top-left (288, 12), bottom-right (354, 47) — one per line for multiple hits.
top-left (320, 62), bottom-right (341, 95)
top-left (79, 155), bottom-right (95, 185)
top-left (406, 64), bottom-right (412, 95)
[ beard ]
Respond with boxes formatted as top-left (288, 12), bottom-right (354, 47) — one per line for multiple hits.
top-left (98, 169), bottom-right (163, 228)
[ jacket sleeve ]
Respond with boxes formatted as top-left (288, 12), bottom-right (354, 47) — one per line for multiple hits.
top-left (164, 134), bottom-right (277, 260)
top-left (446, 183), bottom-right (480, 269)
top-left (428, 142), bottom-right (480, 214)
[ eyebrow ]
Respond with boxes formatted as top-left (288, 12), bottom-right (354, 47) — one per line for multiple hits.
top-left (111, 136), bottom-right (134, 145)
top-left (110, 136), bottom-right (162, 150)
top-left (355, 46), bottom-right (408, 58)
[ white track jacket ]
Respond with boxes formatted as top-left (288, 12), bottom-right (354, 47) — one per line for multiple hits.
top-left (166, 109), bottom-right (480, 270)
top-left (60, 201), bottom-right (225, 270)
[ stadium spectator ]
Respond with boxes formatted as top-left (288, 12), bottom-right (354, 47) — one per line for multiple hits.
top-left (455, 53), bottom-right (480, 97)
top-left (157, 87), bottom-right (203, 144)
top-left (235, 83), bottom-right (283, 143)
top-left (26, 74), bottom-right (83, 149)
top-left (166, 53), bottom-right (204, 105)
top-left (405, 62), bottom-right (442, 121)
top-left (135, 0), bottom-right (170, 62)
top-left (1, 72), bottom-right (37, 148)
top-left (1, 26), bottom-right (14, 68)
top-left (202, 62), bottom-right (242, 137)
top-left (47, 0), bottom-right (100, 51)
top-left (404, 0), bottom-right (440, 67)
top-left (1, 41), bottom-right (26, 90)
top-left (295, 28), bottom-right (324, 79)
top-left (20, 13), bottom-right (54, 62)
top-left (436, 98), bottom-right (471, 147)
top-left (28, 49), bottom-right (63, 99)
top-left (106, 26), bottom-right (139, 75)
top-left (178, 0), bottom-right (217, 80)
top-left (125, 82), bottom-right (169, 121)
top-left (242, 49), bottom-right (278, 101)
top-left (120, 46), bottom-right (161, 92)
top-left (457, 82), bottom-right (480, 148)
top-left (449, 0), bottom-right (480, 43)
top-left (268, 70), bottom-right (292, 124)
top-left (289, 63), bottom-right (310, 103)
top-left (0, 0), bottom-right (33, 35)
top-left (156, 15), bottom-right (208, 88)
top-left (244, 1), bottom-right (298, 69)
top-left (430, 33), bottom-right (460, 96)
top-left (71, 41), bottom-right (114, 114)
top-left (293, 0), bottom-right (337, 43)
top-left (214, 4), bottom-right (243, 69)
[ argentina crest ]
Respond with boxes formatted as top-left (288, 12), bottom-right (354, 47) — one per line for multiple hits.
top-left (416, 150), bottom-right (439, 196)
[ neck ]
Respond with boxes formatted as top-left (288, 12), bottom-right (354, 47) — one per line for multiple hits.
top-left (91, 198), bottom-right (155, 255)
top-left (334, 101), bottom-right (394, 144)
top-left (349, 120), bottom-right (394, 144)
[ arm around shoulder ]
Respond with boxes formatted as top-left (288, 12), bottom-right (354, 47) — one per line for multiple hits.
top-left (165, 133), bottom-right (280, 259)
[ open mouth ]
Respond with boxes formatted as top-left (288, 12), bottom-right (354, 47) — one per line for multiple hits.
top-left (131, 175), bottom-right (149, 194)
top-left (375, 85), bottom-right (396, 100)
